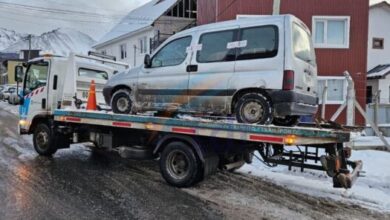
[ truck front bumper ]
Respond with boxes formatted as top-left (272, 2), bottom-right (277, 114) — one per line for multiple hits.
top-left (270, 91), bottom-right (318, 117)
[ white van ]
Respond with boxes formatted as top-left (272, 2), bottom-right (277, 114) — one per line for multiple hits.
top-left (104, 15), bottom-right (318, 126)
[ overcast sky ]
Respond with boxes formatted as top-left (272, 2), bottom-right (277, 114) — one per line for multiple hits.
top-left (0, 0), bottom-right (387, 41)
top-left (0, 0), bottom-right (150, 40)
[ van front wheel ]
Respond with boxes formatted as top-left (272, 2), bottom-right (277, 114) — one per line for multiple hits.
top-left (235, 93), bottom-right (273, 125)
top-left (111, 89), bottom-right (133, 114)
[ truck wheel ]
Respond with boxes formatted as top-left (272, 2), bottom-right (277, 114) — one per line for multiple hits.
top-left (33, 123), bottom-right (58, 156)
top-left (111, 89), bottom-right (133, 114)
top-left (273, 116), bottom-right (300, 127)
top-left (235, 93), bottom-right (273, 124)
top-left (160, 142), bottom-right (202, 188)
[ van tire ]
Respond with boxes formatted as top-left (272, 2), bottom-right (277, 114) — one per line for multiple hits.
top-left (273, 116), bottom-right (300, 127)
top-left (235, 93), bottom-right (273, 125)
top-left (33, 123), bottom-right (58, 156)
top-left (111, 89), bottom-right (133, 114)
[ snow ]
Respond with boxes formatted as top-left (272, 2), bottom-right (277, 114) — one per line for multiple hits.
top-left (239, 150), bottom-right (390, 212)
top-left (0, 27), bottom-right (28, 50)
top-left (94, 0), bottom-right (177, 47)
top-left (2, 28), bottom-right (96, 56)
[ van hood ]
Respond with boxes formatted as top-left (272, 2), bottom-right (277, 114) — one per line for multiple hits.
top-left (105, 66), bottom-right (140, 88)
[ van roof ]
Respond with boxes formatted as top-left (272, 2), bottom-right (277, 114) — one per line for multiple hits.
top-left (176, 14), bottom-right (297, 37)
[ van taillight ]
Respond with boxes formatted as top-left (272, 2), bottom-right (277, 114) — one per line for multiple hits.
top-left (283, 70), bottom-right (295, 90)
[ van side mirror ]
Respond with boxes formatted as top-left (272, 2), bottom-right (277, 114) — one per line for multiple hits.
top-left (15, 66), bottom-right (24, 83)
top-left (144, 54), bottom-right (152, 68)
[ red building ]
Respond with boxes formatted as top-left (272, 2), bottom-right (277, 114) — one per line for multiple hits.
top-left (197, 0), bottom-right (369, 125)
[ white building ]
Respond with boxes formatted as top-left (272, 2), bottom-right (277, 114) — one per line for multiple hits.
top-left (93, 0), bottom-right (196, 68)
top-left (366, 1), bottom-right (390, 104)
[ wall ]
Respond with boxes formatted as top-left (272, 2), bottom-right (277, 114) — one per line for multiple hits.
top-left (96, 29), bottom-right (155, 68)
top-left (197, 0), bottom-right (369, 125)
top-left (378, 74), bottom-right (390, 104)
top-left (367, 5), bottom-right (390, 70)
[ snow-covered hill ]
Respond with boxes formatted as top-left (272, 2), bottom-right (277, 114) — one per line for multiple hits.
top-left (0, 28), bottom-right (28, 50)
top-left (3, 28), bottom-right (96, 56)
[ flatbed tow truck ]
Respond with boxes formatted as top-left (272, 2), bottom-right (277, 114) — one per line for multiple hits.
top-left (15, 53), bottom-right (363, 189)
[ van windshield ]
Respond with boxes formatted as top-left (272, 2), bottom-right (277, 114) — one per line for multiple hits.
top-left (293, 23), bottom-right (316, 66)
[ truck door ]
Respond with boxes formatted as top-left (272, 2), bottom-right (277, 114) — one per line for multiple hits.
top-left (188, 26), bottom-right (238, 114)
top-left (20, 61), bottom-right (50, 122)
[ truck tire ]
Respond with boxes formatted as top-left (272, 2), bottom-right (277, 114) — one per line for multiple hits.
top-left (235, 93), bottom-right (273, 125)
top-left (33, 123), bottom-right (58, 156)
top-left (160, 141), bottom-right (202, 188)
top-left (111, 89), bottom-right (133, 114)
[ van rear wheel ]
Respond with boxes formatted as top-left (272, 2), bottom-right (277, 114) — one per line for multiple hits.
top-left (111, 89), bottom-right (133, 114)
top-left (235, 93), bottom-right (273, 125)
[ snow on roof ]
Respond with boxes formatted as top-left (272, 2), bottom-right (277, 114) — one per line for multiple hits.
top-left (370, 1), bottom-right (390, 8)
top-left (94, 0), bottom-right (178, 48)
top-left (367, 64), bottom-right (390, 79)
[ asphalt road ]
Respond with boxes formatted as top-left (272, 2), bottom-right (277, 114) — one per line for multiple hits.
top-left (0, 104), bottom-right (389, 220)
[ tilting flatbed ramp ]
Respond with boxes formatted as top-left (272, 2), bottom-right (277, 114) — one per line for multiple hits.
top-left (54, 110), bottom-right (350, 146)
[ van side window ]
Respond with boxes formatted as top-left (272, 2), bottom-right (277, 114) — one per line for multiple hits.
top-left (151, 36), bottom-right (192, 68)
top-left (197, 30), bottom-right (236, 63)
top-left (78, 68), bottom-right (108, 80)
top-left (24, 62), bottom-right (49, 95)
top-left (237, 26), bottom-right (278, 61)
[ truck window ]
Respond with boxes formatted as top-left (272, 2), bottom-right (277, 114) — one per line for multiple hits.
top-left (24, 62), bottom-right (48, 95)
top-left (197, 29), bottom-right (236, 63)
top-left (293, 23), bottom-right (316, 65)
top-left (78, 68), bottom-right (108, 80)
top-left (151, 36), bottom-right (192, 68)
top-left (237, 26), bottom-right (278, 60)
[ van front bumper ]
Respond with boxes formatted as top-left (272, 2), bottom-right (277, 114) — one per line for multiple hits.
top-left (271, 91), bottom-right (318, 117)
top-left (103, 87), bottom-right (113, 105)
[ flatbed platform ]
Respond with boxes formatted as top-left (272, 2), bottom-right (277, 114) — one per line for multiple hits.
top-left (54, 110), bottom-right (350, 146)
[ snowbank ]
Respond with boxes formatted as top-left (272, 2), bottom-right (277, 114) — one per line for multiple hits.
top-left (239, 150), bottom-right (390, 212)
top-left (0, 101), bottom-right (19, 116)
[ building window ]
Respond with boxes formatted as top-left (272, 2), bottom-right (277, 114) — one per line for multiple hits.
top-left (367, 86), bottom-right (373, 104)
top-left (120, 44), bottom-right (127, 59)
top-left (139, 37), bottom-right (148, 54)
top-left (373, 38), bottom-right (384, 49)
top-left (101, 50), bottom-right (107, 55)
top-left (312, 16), bottom-right (350, 49)
top-left (317, 77), bottom-right (346, 104)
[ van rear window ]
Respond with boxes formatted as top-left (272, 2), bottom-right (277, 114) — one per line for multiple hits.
top-left (237, 26), bottom-right (278, 60)
top-left (293, 23), bottom-right (316, 65)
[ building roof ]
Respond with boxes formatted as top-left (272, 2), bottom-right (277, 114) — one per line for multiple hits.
top-left (370, 1), bottom-right (390, 9)
top-left (94, 0), bottom-right (178, 48)
top-left (367, 64), bottom-right (390, 79)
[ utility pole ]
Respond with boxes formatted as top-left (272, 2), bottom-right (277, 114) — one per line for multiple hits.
top-left (28, 34), bottom-right (32, 61)
top-left (273, 0), bottom-right (281, 15)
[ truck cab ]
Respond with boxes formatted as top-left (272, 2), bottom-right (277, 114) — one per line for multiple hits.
top-left (16, 53), bottom-right (129, 135)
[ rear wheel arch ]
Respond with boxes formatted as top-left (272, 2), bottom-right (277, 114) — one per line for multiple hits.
top-left (231, 88), bottom-right (272, 114)
top-left (154, 135), bottom-right (205, 162)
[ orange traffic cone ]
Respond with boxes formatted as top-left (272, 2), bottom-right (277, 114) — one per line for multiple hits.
top-left (86, 80), bottom-right (97, 111)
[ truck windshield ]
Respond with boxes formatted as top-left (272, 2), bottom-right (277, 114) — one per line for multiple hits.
top-left (24, 62), bottom-right (49, 95)
top-left (293, 23), bottom-right (316, 66)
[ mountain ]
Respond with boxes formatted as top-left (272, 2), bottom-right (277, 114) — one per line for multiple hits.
top-left (0, 28), bottom-right (28, 50)
top-left (3, 28), bottom-right (96, 56)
